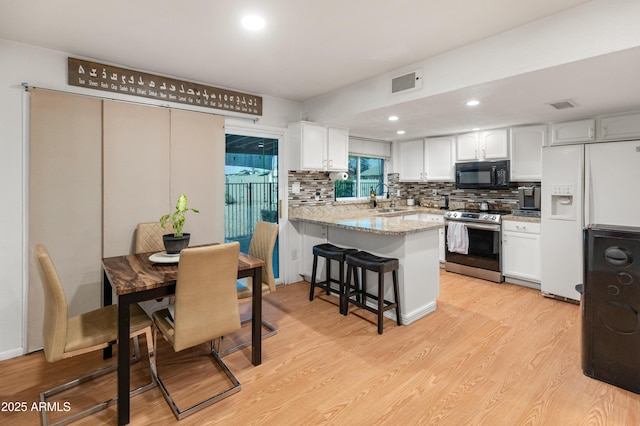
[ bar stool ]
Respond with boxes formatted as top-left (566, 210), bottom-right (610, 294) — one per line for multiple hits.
top-left (345, 251), bottom-right (402, 334)
top-left (309, 243), bottom-right (358, 314)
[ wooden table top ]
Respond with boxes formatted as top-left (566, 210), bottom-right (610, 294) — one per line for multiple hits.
top-left (103, 249), bottom-right (264, 296)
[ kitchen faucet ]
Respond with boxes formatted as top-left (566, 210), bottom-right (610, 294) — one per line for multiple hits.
top-left (374, 183), bottom-right (396, 208)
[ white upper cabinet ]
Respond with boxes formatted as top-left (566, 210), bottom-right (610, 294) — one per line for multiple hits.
top-left (396, 136), bottom-right (455, 181)
top-left (550, 118), bottom-right (595, 145)
top-left (481, 129), bottom-right (509, 159)
top-left (349, 139), bottom-right (391, 158)
top-left (456, 129), bottom-right (508, 161)
top-left (289, 121), bottom-right (349, 171)
top-left (509, 125), bottom-right (546, 181)
top-left (599, 111), bottom-right (640, 141)
top-left (397, 139), bottom-right (425, 181)
top-left (327, 126), bottom-right (349, 170)
top-left (456, 132), bottom-right (479, 161)
top-left (424, 136), bottom-right (455, 181)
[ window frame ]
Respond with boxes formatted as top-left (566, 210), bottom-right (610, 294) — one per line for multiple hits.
top-left (334, 154), bottom-right (386, 200)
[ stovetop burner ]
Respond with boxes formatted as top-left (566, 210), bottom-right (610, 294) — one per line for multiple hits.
top-left (444, 208), bottom-right (512, 224)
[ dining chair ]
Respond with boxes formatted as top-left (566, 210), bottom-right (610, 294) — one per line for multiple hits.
top-left (135, 221), bottom-right (176, 316)
top-left (150, 242), bottom-right (242, 420)
top-left (135, 221), bottom-right (172, 253)
top-left (34, 244), bottom-right (155, 426)
top-left (224, 221), bottom-right (279, 355)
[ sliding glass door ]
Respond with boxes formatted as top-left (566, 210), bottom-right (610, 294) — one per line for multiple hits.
top-left (225, 133), bottom-right (279, 278)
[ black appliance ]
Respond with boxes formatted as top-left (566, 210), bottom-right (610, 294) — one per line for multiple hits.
top-left (443, 208), bottom-right (509, 283)
top-left (455, 160), bottom-right (510, 190)
top-left (581, 224), bottom-right (640, 394)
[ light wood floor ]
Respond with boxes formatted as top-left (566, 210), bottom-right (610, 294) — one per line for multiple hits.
top-left (1, 270), bottom-right (639, 425)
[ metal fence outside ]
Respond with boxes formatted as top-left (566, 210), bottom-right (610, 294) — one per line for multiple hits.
top-left (225, 181), bottom-right (278, 242)
top-left (335, 178), bottom-right (384, 198)
top-left (225, 181), bottom-right (279, 277)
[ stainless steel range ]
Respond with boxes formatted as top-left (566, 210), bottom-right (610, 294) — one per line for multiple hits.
top-left (443, 209), bottom-right (510, 282)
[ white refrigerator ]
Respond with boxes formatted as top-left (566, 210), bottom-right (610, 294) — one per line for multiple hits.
top-left (541, 140), bottom-right (640, 301)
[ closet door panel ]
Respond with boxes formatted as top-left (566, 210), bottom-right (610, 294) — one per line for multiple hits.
top-left (29, 90), bottom-right (102, 351)
top-left (170, 110), bottom-right (225, 244)
top-left (103, 101), bottom-right (170, 257)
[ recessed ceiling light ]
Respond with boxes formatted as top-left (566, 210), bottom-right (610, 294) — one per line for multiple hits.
top-left (466, 100), bottom-right (480, 107)
top-left (397, 130), bottom-right (406, 135)
top-left (388, 115), bottom-right (399, 121)
top-left (242, 15), bottom-right (265, 31)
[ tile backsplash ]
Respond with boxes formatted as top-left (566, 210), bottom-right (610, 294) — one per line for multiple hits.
top-left (288, 171), bottom-right (335, 206)
top-left (288, 170), bottom-right (538, 210)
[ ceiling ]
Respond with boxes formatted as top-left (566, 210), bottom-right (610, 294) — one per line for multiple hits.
top-left (330, 45), bottom-right (640, 140)
top-left (3, 0), bottom-right (639, 140)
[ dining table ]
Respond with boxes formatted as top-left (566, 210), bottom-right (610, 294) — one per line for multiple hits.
top-left (102, 247), bottom-right (265, 426)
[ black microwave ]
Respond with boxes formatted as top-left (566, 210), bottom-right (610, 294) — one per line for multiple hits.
top-left (455, 160), bottom-right (510, 190)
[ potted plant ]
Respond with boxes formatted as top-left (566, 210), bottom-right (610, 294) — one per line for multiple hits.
top-left (160, 193), bottom-right (199, 254)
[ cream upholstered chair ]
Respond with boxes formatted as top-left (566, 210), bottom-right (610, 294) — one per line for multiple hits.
top-left (34, 244), bottom-right (155, 426)
top-left (135, 222), bottom-right (175, 317)
top-left (225, 221), bottom-right (279, 354)
top-left (135, 221), bottom-right (172, 253)
top-left (150, 242), bottom-right (242, 420)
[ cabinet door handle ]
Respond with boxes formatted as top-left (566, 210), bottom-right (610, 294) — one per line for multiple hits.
top-left (589, 127), bottom-right (594, 139)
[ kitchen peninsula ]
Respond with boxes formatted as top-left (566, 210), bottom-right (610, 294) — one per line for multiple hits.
top-left (289, 204), bottom-right (442, 325)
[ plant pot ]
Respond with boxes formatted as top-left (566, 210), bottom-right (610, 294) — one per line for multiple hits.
top-left (162, 233), bottom-right (190, 255)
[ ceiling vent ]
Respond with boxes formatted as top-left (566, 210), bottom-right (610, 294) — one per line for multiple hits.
top-left (548, 99), bottom-right (578, 110)
top-left (391, 69), bottom-right (423, 95)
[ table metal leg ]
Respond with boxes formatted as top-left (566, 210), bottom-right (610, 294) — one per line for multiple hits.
top-left (103, 270), bottom-right (112, 359)
top-left (117, 297), bottom-right (131, 425)
top-left (251, 266), bottom-right (263, 366)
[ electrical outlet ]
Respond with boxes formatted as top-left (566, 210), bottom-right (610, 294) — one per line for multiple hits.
top-left (291, 249), bottom-right (298, 261)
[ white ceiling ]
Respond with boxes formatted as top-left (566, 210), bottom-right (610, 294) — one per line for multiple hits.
top-left (3, 0), bottom-right (639, 139)
top-left (329, 45), bottom-right (640, 140)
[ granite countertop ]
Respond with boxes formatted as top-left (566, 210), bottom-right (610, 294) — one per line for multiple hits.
top-left (502, 214), bottom-right (541, 223)
top-left (288, 204), bottom-right (443, 235)
top-left (289, 203), bottom-right (542, 232)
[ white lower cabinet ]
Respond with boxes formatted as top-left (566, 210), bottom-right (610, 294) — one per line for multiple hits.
top-left (502, 220), bottom-right (541, 284)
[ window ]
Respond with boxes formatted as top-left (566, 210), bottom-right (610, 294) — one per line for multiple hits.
top-left (335, 155), bottom-right (385, 199)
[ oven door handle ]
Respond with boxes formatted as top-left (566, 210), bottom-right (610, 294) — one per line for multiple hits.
top-left (446, 222), bottom-right (500, 232)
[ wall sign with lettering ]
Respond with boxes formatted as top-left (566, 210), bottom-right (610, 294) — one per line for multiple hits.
top-left (68, 57), bottom-right (262, 116)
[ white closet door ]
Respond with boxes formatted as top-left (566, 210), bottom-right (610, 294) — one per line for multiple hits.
top-left (29, 90), bottom-right (102, 351)
top-left (103, 100), bottom-right (171, 257)
top-left (170, 109), bottom-right (225, 245)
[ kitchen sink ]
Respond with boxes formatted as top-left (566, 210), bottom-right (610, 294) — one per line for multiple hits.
top-left (375, 208), bottom-right (406, 213)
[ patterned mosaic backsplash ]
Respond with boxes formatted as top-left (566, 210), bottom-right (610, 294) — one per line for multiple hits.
top-left (288, 170), bottom-right (538, 210)
top-left (288, 171), bottom-right (335, 206)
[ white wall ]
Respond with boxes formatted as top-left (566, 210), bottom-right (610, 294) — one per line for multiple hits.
top-left (0, 39), bottom-right (301, 360)
top-left (303, 0), bottom-right (640, 124)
